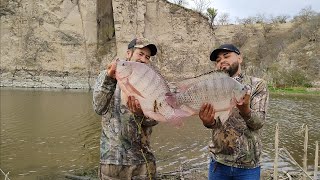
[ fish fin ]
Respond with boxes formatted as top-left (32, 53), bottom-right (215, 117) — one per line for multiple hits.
top-left (180, 105), bottom-right (198, 115)
top-left (121, 90), bottom-right (129, 105)
top-left (145, 107), bottom-right (192, 127)
top-left (165, 92), bottom-right (178, 108)
top-left (124, 79), bottom-right (145, 98)
top-left (215, 111), bottom-right (231, 125)
top-left (215, 100), bottom-right (235, 124)
top-left (168, 108), bottom-right (193, 128)
top-left (175, 70), bottom-right (228, 89)
top-left (177, 84), bottom-right (193, 92)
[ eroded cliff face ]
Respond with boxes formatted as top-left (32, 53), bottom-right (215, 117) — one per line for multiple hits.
top-left (113, 0), bottom-right (215, 81)
top-left (1, 0), bottom-right (99, 88)
top-left (0, 0), bottom-right (215, 88)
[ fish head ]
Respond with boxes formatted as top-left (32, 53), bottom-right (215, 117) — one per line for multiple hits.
top-left (116, 60), bottom-right (133, 80)
top-left (233, 84), bottom-right (251, 104)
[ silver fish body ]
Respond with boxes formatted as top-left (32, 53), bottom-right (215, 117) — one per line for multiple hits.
top-left (116, 60), bottom-right (191, 123)
top-left (169, 71), bottom-right (248, 124)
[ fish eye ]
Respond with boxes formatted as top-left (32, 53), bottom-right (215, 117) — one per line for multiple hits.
top-left (122, 63), bottom-right (125, 66)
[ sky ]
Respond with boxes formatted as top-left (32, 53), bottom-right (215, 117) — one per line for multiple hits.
top-left (184, 0), bottom-right (320, 23)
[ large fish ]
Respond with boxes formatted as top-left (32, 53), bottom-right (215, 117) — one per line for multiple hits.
top-left (166, 71), bottom-right (249, 124)
top-left (115, 60), bottom-right (191, 124)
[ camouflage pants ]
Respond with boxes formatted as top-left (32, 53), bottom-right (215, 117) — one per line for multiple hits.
top-left (99, 162), bottom-right (156, 180)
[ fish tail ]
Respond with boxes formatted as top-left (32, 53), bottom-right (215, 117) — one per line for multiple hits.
top-left (168, 108), bottom-right (193, 128)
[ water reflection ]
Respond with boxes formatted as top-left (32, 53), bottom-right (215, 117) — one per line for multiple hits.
top-left (263, 94), bottom-right (320, 172)
top-left (1, 88), bottom-right (101, 180)
top-left (0, 88), bottom-right (319, 179)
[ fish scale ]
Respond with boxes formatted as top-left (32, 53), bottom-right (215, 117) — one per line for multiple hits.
top-left (115, 60), bottom-right (192, 125)
top-left (130, 68), bottom-right (152, 94)
top-left (174, 71), bottom-right (248, 124)
top-left (116, 61), bottom-right (248, 125)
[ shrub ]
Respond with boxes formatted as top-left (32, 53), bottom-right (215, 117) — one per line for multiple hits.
top-left (271, 68), bottom-right (313, 88)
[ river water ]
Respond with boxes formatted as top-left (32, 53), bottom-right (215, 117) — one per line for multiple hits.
top-left (0, 88), bottom-right (319, 179)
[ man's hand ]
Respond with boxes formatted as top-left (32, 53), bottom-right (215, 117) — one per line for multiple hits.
top-left (199, 103), bottom-right (216, 128)
top-left (127, 96), bottom-right (144, 116)
top-left (237, 89), bottom-right (251, 119)
top-left (107, 60), bottom-right (117, 79)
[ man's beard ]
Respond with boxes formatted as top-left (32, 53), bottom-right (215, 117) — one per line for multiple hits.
top-left (221, 62), bottom-right (239, 77)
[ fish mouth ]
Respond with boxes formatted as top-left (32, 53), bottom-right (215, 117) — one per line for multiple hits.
top-left (236, 100), bottom-right (244, 105)
top-left (234, 97), bottom-right (244, 105)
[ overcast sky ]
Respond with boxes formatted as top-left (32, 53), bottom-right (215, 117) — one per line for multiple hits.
top-left (184, 0), bottom-right (320, 23)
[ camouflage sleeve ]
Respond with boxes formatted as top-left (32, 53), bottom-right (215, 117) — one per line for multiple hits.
top-left (134, 115), bottom-right (158, 127)
top-left (141, 117), bottom-right (158, 127)
top-left (244, 80), bottom-right (269, 130)
top-left (92, 70), bottom-right (117, 115)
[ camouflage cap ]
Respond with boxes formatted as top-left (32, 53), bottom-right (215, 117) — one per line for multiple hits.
top-left (128, 37), bottom-right (157, 56)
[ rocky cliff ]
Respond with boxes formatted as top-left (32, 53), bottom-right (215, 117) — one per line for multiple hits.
top-left (1, 0), bottom-right (318, 89)
top-left (1, 0), bottom-right (98, 88)
top-left (0, 0), bottom-right (215, 89)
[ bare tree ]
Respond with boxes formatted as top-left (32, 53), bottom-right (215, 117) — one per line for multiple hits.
top-left (192, 0), bottom-right (211, 13)
top-left (236, 16), bottom-right (255, 25)
top-left (271, 15), bottom-right (290, 24)
top-left (232, 29), bottom-right (249, 47)
top-left (254, 13), bottom-right (268, 24)
top-left (236, 14), bottom-right (270, 24)
top-left (293, 6), bottom-right (317, 22)
top-left (217, 12), bottom-right (230, 25)
top-left (171, 0), bottom-right (188, 6)
top-left (303, 14), bottom-right (320, 42)
top-left (262, 23), bottom-right (276, 38)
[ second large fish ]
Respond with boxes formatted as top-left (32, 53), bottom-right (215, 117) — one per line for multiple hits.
top-left (166, 71), bottom-right (249, 124)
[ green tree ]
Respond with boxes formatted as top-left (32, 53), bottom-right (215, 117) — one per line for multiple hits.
top-left (207, 8), bottom-right (218, 28)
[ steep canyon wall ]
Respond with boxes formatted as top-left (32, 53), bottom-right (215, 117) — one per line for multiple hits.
top-left (0, 0), bottom-right (216, 89)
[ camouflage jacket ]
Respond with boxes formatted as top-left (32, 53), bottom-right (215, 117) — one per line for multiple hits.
top-left (209, 74), bottom-right (269, 168)
top-left (93, 70), bottom-right (158, 165)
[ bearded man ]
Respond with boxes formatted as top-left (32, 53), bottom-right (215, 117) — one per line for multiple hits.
top-left (93, 37), bottom-right (158, 180)
top-left (199, 44), bottom-right (269, 180)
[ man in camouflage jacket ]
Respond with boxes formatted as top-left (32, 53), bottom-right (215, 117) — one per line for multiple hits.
top-left (93, 38), bottom-right (158, 180)
top-left (199, 44), bottom-right (269, 179)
